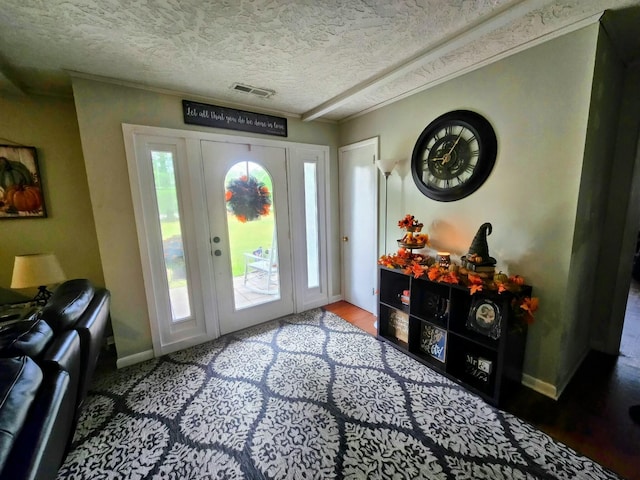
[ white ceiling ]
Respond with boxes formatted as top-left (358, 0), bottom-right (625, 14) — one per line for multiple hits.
top-left (1, 0), bottom-right (639, 122)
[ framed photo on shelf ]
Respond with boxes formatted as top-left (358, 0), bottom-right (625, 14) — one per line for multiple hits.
top-left (388, 309), bottom-right (409, 343)
top-left (466, 296), bottom-right (502, 339)
top-left (420, 323), bottom-right (447, 363)
top-left (0, 145), bottom-right (46, 219)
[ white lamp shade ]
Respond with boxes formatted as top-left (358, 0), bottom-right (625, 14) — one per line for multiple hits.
top-left (376, 158), bottom-right (397, 175)
top-left (11, 253), bottom-right (66, 289)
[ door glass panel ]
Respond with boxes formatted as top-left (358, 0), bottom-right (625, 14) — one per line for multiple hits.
top-left (225, 161), bottom-right (280, 310)
top-left (151, 150), bottom-right (192, 321)
top-left (304, 162), bottom-right (320, 288)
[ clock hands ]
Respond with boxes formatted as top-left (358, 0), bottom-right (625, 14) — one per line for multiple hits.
top-left (431, 131), bottom-right (464, 165)
top-left (447, 131), bottom-right (463, 155)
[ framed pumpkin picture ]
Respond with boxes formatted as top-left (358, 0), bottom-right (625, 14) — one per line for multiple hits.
top-left (0, 145), bottom-right (46, 219)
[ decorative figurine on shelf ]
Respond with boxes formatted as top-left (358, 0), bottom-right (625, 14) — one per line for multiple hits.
top-left (437, 252), bottom-right (451, 268)
top-left (397, 214), bottom-right (429, 249)
top-left (460, 222), bottom-right (497, 274)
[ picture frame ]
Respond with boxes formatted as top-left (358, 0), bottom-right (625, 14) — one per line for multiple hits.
top-left (0, 145), bottom-right (46, 219)
top-left (388, 309), bottom-right (409, 343)
top-left (420, 322), bottom-right (447, 363)
top-left (466, 296), bottom-right (502, 339)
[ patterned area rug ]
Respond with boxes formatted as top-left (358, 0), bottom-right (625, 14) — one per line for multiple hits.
top-left (58, 309), bottom-right (621, 479)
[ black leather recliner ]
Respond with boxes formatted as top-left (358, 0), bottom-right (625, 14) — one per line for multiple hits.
top-left (0, 279), bottom-right (110, 480)
top-left (0, 317), bottom-right (81, 480)
top-left (40, 279), bottom-right (111, 423)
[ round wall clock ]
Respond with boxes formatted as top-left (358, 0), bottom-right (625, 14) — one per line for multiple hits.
top-left (411, 110), bottom-right (497, 202)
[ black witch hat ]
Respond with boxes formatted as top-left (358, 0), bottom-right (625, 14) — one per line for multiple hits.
top-left (467, 222), bottom-right (496, 266)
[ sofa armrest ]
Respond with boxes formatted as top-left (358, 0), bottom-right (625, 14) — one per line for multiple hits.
top-left (0, 357), bottom-right (42, 475)
top-left (0, 370), bottom-right (70, 480)
top-left (73, 289), bottom-right (110, 411)
top-left (0, 330), bottom-right (81, 480)
top-left (0, 320), bottom-right (54, 359)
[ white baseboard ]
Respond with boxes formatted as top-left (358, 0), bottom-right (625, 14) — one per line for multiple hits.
top-left (522, 346), bottom-right (591, 401)
top-left (328, 294), bottom-right (343, 304)
top-left (521, 373), bottom-right (559, 400)
top-left (553, 347), bottom-right (590, 399)
top-left (116, 349), bottom-right (155, 369)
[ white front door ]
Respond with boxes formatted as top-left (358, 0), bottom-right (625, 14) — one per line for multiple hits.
top-left (124, 125), bottom-right (330, 356)
top-left (201, 140), bottom-right (294, 334)
top-left (338, 138), bottom-right (379, 314)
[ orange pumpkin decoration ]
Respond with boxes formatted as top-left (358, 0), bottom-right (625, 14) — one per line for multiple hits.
top-left (6, 185), bottom-right (42, 212)
top-left (509, 274), bottom-right (525, 286)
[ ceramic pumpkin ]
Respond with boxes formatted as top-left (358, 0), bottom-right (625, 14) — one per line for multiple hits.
top-left (6, 184), bottom-right (42, 212)
top-left (493, 272), bottom-right (508, 284)
top-left (0, 157), bottom-right (34, 189)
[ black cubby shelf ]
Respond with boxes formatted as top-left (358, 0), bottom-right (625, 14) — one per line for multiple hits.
top-left (377, 266), bottom-right (530, 406)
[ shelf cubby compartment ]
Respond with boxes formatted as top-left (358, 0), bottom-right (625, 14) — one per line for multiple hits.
top-left (447, 290), bottom-right (505, 350)
top-left (378, 268), bottom-right (411, 311)
top-left (409, 318), bottom-right (447, 373)
top-left (409, 277), bottom-right (450, 329)
top-left (377, 266), bottom-right (530, 406)
top-left (446, 333), bottom-right (499, 398)
top-left (378, 303), bottom-right (410, 350)
top-left (448, 286), bottom-right (472, 326)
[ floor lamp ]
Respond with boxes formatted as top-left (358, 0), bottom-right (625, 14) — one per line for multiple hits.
top-left (376, 158), bottom-right (398, 254)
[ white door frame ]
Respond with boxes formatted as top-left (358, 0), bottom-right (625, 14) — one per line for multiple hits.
top-left (123, 124), bottom-right (331, 356)
top-left (338, 137), bottom-right (379, 314)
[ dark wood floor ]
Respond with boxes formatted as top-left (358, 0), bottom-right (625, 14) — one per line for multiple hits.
top-left (326, 283), bottom-right (640, 480)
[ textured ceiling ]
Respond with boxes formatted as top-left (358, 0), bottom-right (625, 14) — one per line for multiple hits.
top-left (0, 0), bottom-right (639, 122)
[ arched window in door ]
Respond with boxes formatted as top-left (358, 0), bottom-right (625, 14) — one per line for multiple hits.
top-left (224, 161), bottom-right (281, 310)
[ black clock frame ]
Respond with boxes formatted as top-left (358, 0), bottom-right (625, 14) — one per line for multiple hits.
top-left (411, 110), bottom-right (497, 202)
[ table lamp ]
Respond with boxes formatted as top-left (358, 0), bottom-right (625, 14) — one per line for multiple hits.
top-left (10, 253), bottom-right (66, 305)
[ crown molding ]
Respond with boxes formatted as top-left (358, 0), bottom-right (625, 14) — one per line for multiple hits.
top-left (338, 11), bottom-right (603, 124)
top-left (67, 70), bottom-right (306, 121)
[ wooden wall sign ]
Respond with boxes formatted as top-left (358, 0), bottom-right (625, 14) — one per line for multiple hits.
top-left (182, 100), bottom-right (287, 137)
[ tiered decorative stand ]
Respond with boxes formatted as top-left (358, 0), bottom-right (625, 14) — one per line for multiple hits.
top-left (398, 227), bottom-right (426, 251)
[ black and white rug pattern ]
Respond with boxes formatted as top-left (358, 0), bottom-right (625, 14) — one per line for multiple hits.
top-left (58, 309), bottom-right (621, 479)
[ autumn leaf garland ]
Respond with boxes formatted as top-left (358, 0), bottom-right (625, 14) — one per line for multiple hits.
top-left (380, 214), bottom-right (540, 325)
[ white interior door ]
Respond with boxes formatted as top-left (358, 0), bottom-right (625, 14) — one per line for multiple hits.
top-left (201, 140), bottom-right (294, 334)
top-left (338, 138), bottom-right (378, 314)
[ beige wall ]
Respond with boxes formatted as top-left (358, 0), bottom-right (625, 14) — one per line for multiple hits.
top-left (591, 64), bottom-right (640, 353)
top-left (71, 78), bottom-right (340, 359)
top-left (565, 25), bottom-right (625, 387)
top-left (0, 94), bottom-right (104, 296)
top-left (339, 24), bottom-right (600, 391)
top-left (6, 21), bottom-right (629, 396)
